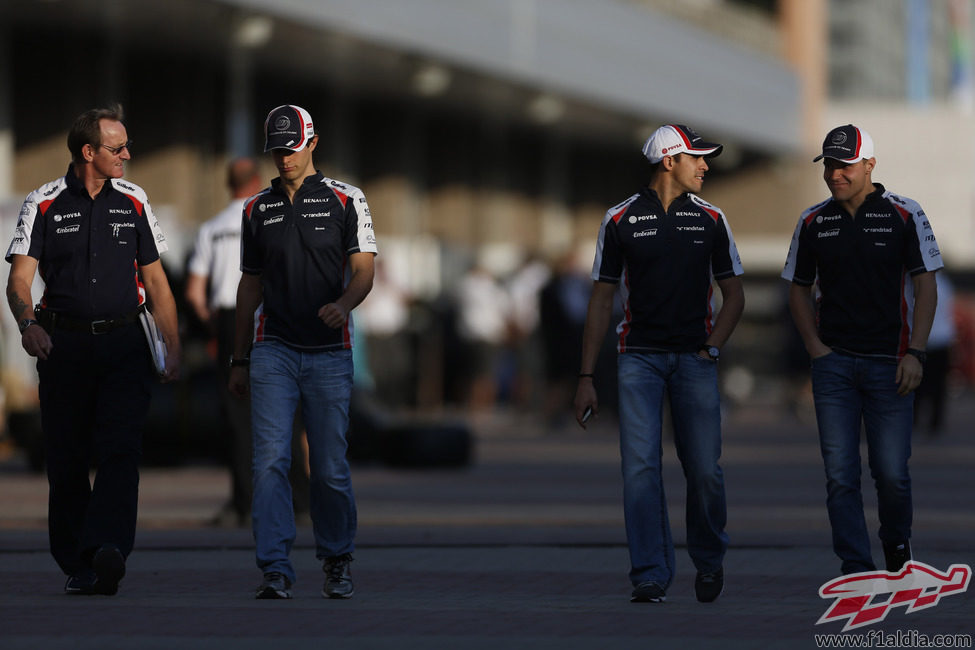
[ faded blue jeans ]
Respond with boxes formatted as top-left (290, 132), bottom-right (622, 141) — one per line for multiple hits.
top-left (618, 352), bottom-right (728, 589)
top-left (810, 352), bottom-right (913, 574)
top-left (250, 341), bottom-right (356, 584)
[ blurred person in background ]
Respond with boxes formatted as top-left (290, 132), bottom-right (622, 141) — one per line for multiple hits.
top-left (185, 157), bottom-right (308, 527)
top-left (355, 257), bottom-right (413, 408)
top-left (503, 253), bottom-right (551, 411)
top-left (5, 103), bottom-right (181, 596)
top-left (783, 125), bottom-right (940, 576)
top-left (540, 249), bottom-right (590, 428)
top-left (574, 125), bottom-right (744, 604)
top-left (454, 260), bottom-right (511, 411)
top-left (229, 105), bottom-right (376, 600)
top-left (914, 271), bottom-right (956, 438)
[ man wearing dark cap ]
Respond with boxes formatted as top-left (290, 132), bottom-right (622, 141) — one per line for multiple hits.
top-left (229, 105), bottom-right (377, 600)
top-left (782, 124), bottom-right (941, 576)
top-left (574, 124), bottom-right (744, 604)
top-left (5, 103), bottom-right (181, 595)
top-left (186, 158), bottom-right (311, 528)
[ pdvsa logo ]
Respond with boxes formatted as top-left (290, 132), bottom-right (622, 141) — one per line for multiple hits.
top-left (817, 561), bottom-right (971, 632)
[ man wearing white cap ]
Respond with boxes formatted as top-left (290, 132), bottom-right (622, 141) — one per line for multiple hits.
top-left (229, 105), bottom-right (377, 600)
top-left (782, 124), bottom-right (941, 576)
top-left (574, 124), bottom-right (744, 603)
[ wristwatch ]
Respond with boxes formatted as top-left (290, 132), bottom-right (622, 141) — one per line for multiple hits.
top-left (905, 348), bottom-right (927, 364)
top-left (229, 356), bottom-right (250, 369)
top-left (18, 318), bottom-right (39, 334)
top-left (699, 344), bottom-right (720, 361)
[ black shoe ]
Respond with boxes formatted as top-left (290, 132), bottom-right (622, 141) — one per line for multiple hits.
top-left (695, 568), bottom-right (724, 603)
top-left (630, 581), bottom-right (666, 603)
top-left (322, 554), bottom-right (354, 599)
top-left (883, 541), bottom-right (912, 573)
top-left (64, 572), bottom-right (96, 595)
top-left (256, 572), bottom-right (293, 599)
top-left (91, 545), bottom-right (125, 596)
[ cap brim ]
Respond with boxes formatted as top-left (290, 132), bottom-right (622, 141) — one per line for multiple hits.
top-left (264, 142), bottom-right (307, 153)
top-left (691, 143), bottom-right (722, 158)
top-left (813, 153), bottom-right (866, 163)
top-left (701, 144), bottom-right (722, 158)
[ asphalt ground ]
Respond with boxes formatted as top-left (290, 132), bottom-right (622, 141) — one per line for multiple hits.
top-left (1, 392), bottom-right (974, 649)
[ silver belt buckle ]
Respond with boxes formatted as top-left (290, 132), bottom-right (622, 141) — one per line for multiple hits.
top-left (90, 319), bottom-right (108, 334)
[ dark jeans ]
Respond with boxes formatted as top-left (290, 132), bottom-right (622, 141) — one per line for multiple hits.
top-left (215, 309), bottom-right (309, 520)
top-left (810, 352), bottom-right (913, 574)
top-left (37, 322), bottom-right (152, 576)
top-left (617, 352), bottom-right (728, 588)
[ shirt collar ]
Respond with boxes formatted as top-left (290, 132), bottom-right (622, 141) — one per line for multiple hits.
top-left (270, 170), bottom-right (324, 195)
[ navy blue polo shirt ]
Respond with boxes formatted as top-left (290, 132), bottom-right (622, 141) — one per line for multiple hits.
top-left (5, 165), bottom-right (168, 319)
top-left (240, 172), bottom-right (378, 351)
top-left (781, 183), bottom-right (943, 359)
top-left (592, 187), bottom-right (743, 353)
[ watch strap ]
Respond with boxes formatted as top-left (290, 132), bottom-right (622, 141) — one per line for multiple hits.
top-left (19, 318), bottom-right (39, 334)
top-left (905, 348), bottom-right (927, 364)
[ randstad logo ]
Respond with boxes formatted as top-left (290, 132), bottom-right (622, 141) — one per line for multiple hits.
top-left (816, 561), bottom-right (971, 632)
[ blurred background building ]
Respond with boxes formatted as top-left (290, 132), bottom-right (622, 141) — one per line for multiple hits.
top-left (0, 0), bottom-right (973, 463)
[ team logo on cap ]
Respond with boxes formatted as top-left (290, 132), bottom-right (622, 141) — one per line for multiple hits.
top-left (275, 116), bottom-right (291, 131)
top-left (831, 131), bottom-right (848, 145)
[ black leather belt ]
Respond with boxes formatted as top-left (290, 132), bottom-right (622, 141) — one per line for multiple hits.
top-left (37, 307), bottom-right (142, 335)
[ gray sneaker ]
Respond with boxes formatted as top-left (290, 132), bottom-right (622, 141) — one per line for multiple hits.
top-left (322, 554), bottom-right (354, 599)
top-left (256, 572), bottom-right (292, 599)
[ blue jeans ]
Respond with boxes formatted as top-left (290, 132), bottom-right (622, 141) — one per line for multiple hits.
top-left (618, 352), bottom-right (728, 588)
top-left (250, 341), bottom-right (356, 584)
top-left (810, 352), bottom-right (913, 574)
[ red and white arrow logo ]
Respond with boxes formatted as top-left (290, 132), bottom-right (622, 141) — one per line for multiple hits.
top-left (817, 561), bottom-right (971, 631)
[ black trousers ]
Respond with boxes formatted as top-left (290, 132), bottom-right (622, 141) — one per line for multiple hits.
top-left (37, 321), bottom-right (152, 576)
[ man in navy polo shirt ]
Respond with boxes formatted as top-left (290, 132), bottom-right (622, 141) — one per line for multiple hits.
top-left (229, 105), bottom-right (377, 600)
top-left (782, 125), bottom-right (941, 576)
top-left (5, 103), bottom-right (181, 596)
top-left (574, 124), bottom-right (744, 604)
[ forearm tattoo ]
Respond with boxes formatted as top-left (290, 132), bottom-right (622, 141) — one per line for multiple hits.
top-left (7, 289), bottom-right (30, 319)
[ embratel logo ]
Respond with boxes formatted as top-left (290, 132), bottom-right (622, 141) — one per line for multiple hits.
top-left (816, 561), bottom-right (971, 632)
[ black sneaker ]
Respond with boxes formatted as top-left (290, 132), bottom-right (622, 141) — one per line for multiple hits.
top-left (695, 568), bottom-right (724, 603)
top-left (322, 554), bottom-right (354, 599)
top-left (630, 581), bottom-right (666, 603)
top-left (256, 571), bottom-right (293, 599)
top-left (64, 572), bottom-right (96, 595)
top-left (883, 541), bottom-right (912, 573)
top-left (91, 545), bottom-right (125, 596)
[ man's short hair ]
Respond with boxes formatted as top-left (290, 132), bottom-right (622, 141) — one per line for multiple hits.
top-left (227, 157), bottom-right (260, 192)
top-left (67, 103), bottom-right (125, 162)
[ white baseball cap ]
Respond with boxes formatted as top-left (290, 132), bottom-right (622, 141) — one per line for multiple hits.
top-left (642, 124), bottom-right (723, 164)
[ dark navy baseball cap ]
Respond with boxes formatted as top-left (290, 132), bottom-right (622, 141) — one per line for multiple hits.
top-left (264, 105), bottom-right (315, 152)
top-left (814, 124), bottom-right (875, 163)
